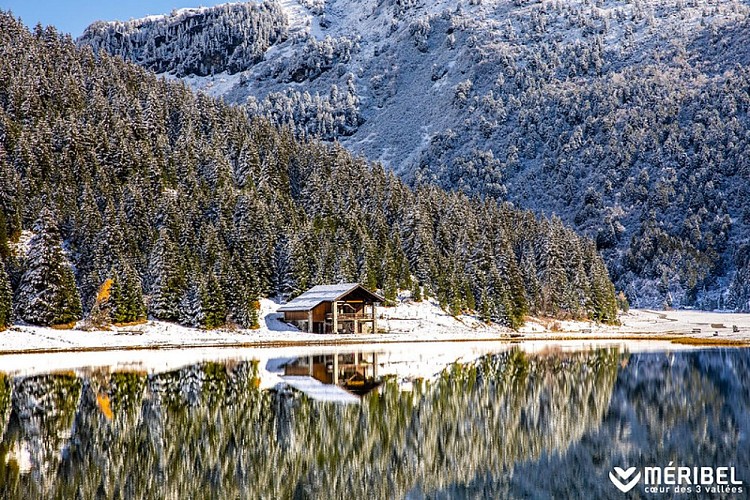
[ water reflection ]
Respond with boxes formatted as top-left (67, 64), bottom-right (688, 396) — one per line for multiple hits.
top-left (0, 348), bottom-right (748, 499)
top-left (280, 352), bottom-right (382, 399)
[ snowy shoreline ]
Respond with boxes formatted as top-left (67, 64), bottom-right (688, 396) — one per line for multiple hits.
top-left (1, 299), bottom-right (750, 356)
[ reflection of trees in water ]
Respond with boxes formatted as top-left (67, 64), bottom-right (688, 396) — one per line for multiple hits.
top-left (0, 373), bottom-right (81, 492)
top-left (428, 349), bottom-right (750, 499)
top-left (0, 350), bottom-right (620, 499)
top-left (0, 374), bottom-right (9, 436)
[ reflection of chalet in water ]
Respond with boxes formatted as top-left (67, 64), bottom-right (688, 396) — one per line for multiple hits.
top-left (276, 352), bottom-right (382, 403)
top-left (278, 283), bottom-right (384, 334)
top-left (283, 353), bottom-right (381, 396)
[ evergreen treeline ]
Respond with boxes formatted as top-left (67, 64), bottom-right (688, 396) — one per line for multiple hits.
top-left (77, 2), bottom-right (287, 77)
top-left (0, 13), bottom-right (616, 329)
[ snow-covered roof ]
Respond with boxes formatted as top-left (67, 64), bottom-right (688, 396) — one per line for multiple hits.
top-left (281, 376), bottom-right (360, 404)
top-left (277, 283), bottom-right (384, 312)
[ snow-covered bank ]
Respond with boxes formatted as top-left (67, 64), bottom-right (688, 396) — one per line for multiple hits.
top-left (1, 299), bottom-right (749, 355)
top-left (520, 308), bottom-right (750, 343)
top-left (0, 298), bottom-right (511, 354)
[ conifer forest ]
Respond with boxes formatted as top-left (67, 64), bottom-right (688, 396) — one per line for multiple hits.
top-left (0, 13), bottom-right (617, 330)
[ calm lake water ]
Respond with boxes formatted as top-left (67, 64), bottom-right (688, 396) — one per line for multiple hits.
top-left (0, 345), bottom-right (748, 499)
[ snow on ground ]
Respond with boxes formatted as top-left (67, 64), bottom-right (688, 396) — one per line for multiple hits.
top-left (0, 297), bottom-right (513, 354)
top-left (177, 71), bottom-right (245, 99)
top-left (519, 308), bottom-right (750, 343)
top-left (1, 296), bottom-right (746, 383)
top-left (277, 0), bottom-right (322, 38)
top-left (379, 295), bottom-right (507, 335)
top-left (1, 296), bottom-right (750, 357)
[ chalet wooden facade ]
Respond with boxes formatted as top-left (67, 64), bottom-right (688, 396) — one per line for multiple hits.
top-left (278, 283), bottom-right (384, 334)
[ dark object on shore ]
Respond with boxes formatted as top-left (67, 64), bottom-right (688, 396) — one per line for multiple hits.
top-left (734, 325), bottom-right (740, 333)
top-left (714, 331), bottom-right (719, 337)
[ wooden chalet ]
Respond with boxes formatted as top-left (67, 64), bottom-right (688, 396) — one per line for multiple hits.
top-left (278, 283), bottom-right (384, 334)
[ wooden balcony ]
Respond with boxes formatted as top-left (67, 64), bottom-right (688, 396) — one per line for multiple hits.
top-left (326, 313), bottom-right (374, 321)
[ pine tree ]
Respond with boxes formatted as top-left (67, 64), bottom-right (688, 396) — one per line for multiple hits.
top-left (520, 247), bottom-right (541, 313)
top-left (271, 236), bottom-right (294, 300)
top-left (462, 280), bottom-right (476, 312)
top-left (111, 264), bottom-right (146, 324)
top-left (0, 260), bottom-right (12, 329)
top-left (0, 211), bottom-right (9, 260)
top-left (411, 278), bottom-right (422, 302)
top-left (588, 248), bottom-right (618, 324)
top-left (247, 296), bottom-right (260, 330)
top-left (506, 257), bottom-right (528, 327)
top-left (16, 208), bottom-right (82, 326)
top-left (477, 280), bottom-right (492, 323)
top-left (382, 245), bottom-right (399, 306)
top-left (149, 228), bottom-right (184, 322)
top-left (538, 218), bottom-right (570, 316)
top-left (201, 271), bottom-right (226, 329)
top-left (179, 281), bottom-right (203, 328)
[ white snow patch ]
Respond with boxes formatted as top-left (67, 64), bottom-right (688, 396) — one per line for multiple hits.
top-left (278, 0), bottom-right (322, 38)
top-left (179, 71), bottom-right (244, 98)
top-left (11, 230), bottom-right (33, 257)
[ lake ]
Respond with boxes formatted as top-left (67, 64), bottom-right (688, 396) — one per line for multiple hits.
top-left (0, 343), bottom-right (748, 499)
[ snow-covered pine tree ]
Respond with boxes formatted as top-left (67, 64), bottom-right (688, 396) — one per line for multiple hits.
top-left (520, 247), bottom-right (541, 314)
top-left (0, 211), bottom-right (9, 260)
top-left (0, 260), bottom-right (12, 329)
top-left (179, 281), bottom-right (203, 328)
top-left (271, 236), bottom-right (295, 301)
top-left (0, 153), bottom-right (23, 246)
top-left (411, 278), bottom-right (422, 302)
top-left (380, 243), bottom-right (399, 306)
top-left (149, 227), bottom-right (184, 322)
top-left (111, 264), bottom-right (146, 324)
top-left (586, 243), bottom-right (618, 324)
top-left (16, 208), bottom-right (82, 326)
top-left (201, 271), bottom-right (226, 329)
top-left (538, 217), bottom-right (571, 316)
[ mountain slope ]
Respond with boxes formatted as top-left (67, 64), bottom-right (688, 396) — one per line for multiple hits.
top-left (0, 13), bottom-right (616, 329)
top-left (79, 0), bottom-right (750, 309)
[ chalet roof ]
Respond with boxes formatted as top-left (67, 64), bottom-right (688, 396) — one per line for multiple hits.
top-left (277, 283), bottom-right (384, 312)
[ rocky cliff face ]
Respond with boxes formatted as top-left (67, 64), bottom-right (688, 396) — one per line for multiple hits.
top-left (79, 0), bottom-right (750, 308)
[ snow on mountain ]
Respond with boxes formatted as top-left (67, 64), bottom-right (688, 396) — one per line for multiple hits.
top-left (78, 0), bottom-right (750, 309)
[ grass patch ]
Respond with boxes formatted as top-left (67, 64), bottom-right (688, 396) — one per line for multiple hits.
top-left (113, 319), bottom-right (148, 328)
top-left (670, 337), bottom-right (750, 347)
top-left (51, 321), bottom-right (78, 330)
